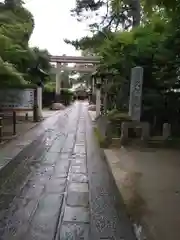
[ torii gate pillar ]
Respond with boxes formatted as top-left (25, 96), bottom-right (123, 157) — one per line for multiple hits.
top-left (55, 62), bottom-right (61, 102)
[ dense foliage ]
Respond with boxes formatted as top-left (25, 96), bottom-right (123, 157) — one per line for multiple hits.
top-left (67, 0), bottom-right (180, 134)
top-left (0, 1), bottom-right (51, 87)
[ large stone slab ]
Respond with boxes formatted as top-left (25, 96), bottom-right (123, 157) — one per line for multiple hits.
top-left (60, 223), bottom-right (89, 240)
top-left (70, 165), bottom-right (87, 174)
top-left (48, 138), bottom-right (66, 153)
top-left (26, 229), bottom-right (51, 240)
top-left (74, 144), bottom-right (86, 155)
top-left (54, 160), bottom-right (70, 174)
top-left (0, 196), bottom-right (38, 239)
top-left (61, 134), bottom-right (75, 153)
top-left (63, 206), bottom-right (90, 223)
top-left (20, 180), bottom-right (45, 199)
top-left (71, 159), bottom-right (86, 166)
top-left (34, 165), bottom-right (54, 178)
top-left (45, 178), bottom-right (66, 194)
top-left (68, 183), bottom-right (89, 192)
top-left (66, 191), bottom-right (89, 207)
top-left (71, 153), bottom-right (86, 161)
top-left (59, 153), bottom-right (70, 160)
top-left (52, 172), bottom-right (68, 179)
top-left (41, 152), bottom-right (61, 165)
top-left (68, 174), bottom-right (88, 183)
top-left (28, 174), bottom-right (50, 187)
top-left (30, 194), bottom-right (63, 235)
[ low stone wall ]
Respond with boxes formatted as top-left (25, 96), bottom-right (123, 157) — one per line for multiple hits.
top-left (120, 121), bottom-right (150, 145)
top-left (93, 112), bottom-right (173, 148)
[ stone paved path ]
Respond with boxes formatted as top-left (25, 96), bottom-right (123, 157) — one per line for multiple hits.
top-left (0, 102), bottom-right (136, 240)
top-left (0, 110), bottom-right (60, 143)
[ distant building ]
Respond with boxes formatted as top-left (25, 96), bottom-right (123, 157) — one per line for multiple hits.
top-left (73, 84), bottom-right (88, 100)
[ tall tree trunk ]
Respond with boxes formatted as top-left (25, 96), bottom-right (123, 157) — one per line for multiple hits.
top-left (131, 0), bottom-right (141, 27)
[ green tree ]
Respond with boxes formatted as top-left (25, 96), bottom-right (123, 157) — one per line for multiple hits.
top-left (67, 0), bottom-right (180, 133)
top-left (0, 1), bottom-right (51, 87)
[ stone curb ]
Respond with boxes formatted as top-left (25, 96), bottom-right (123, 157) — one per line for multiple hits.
top-left (89, 108), bottom-right (146, 239)
top-left (103, 148), bottom-right (147, 240)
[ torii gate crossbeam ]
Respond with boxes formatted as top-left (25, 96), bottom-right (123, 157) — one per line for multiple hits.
top-left (50, 55), bottom-right (101, 64)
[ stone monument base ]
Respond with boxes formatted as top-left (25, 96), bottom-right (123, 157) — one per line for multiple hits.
top-left (120, 121), bottom-right (150, 145)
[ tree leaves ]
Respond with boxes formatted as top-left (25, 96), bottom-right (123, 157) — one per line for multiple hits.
top-left (0, 2), bottom-right (50, 87)
top-left (0, 57), bottom-right (26, 86)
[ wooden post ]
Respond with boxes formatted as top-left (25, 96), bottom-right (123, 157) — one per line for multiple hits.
top-left (25, 113), bottom-right (28, 120)
top-left (13, 111), bottom-right (16, 135)
top-left (33, 87), bottom-right (39, 122)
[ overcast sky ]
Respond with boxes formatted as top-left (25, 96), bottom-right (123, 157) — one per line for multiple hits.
top-left (24, 0), bottom-right (89, 56)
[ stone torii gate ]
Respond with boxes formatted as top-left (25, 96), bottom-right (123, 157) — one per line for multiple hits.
top-left (50, 55), bottom-right (100, 97)
top-left (50, 55), bottom-right (101, 116)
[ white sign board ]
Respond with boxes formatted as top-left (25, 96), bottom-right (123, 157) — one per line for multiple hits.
top-left (0, 89), bottom-right (34, 110)
top-left (128, 67), bottom-right (143, 121)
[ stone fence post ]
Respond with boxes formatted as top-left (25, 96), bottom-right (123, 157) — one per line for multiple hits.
top-left (162, 123), bottom-right (171, 140)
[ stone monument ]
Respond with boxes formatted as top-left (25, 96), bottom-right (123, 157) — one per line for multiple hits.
top-left (120, 66), bottom-right (150, 144)
top-left (128, 66), bottom-right (144, 121)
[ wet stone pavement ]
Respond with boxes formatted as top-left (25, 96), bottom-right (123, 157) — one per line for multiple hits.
top-left (0, 102), bottom-right (136, 240)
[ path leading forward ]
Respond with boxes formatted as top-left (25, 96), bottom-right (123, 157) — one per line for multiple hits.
top-left (0, 102), bottom-right (136, 240)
